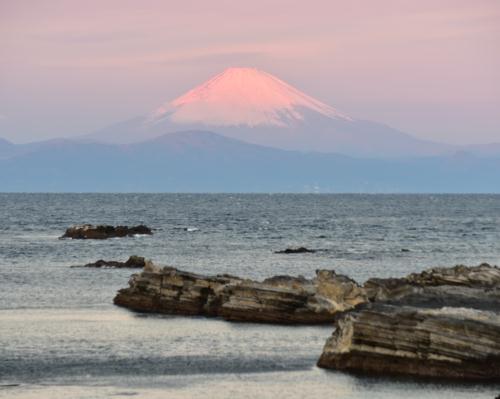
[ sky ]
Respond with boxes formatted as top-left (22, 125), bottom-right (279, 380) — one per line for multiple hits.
top-left (0, 0), bottom-right (499, 144)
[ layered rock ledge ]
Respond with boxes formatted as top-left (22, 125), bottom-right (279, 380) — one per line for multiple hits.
top-left (317, 263), bottom-right (500, 380)
top-left (364, 263), bottom-right (500, 311)
top-left (61, 224), bottom-right (152, 239)
top-left (317, 304), bottom-right (500, 380)
top-left (113, 264), bottom-right (367, 324)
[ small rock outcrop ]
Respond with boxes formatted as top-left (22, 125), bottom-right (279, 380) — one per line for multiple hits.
top-left (114, 265), bottom-right (367, 324)
top-left (275, 247), bottom-right (316, 254)
top-left (61, 224), bottom-right (152, 239)
top-left (80, 256), bottom-right (147, 268)
top-left (318, 263), bottom-right (500, 380)
top-left (317, 304), bottom-right (500, 380)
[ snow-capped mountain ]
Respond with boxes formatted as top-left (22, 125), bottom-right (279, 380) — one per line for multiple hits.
top-left (86, 67), bottom-right (453, 157)
top-left (150, 67), bottom-right (351, 127)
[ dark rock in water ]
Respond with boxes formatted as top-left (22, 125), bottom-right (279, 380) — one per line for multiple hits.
top-left (124, 255), bottom-right (147, 268)
top-left (81, 256), bottom-right (147, 268)
top-left (275, 246), bottom-right (316, 254)
top-left (113, 263), bottom-right (367, 324)
top-left (401, 248), bottom-right (410, 252)
top-left (61, 224), bottom-right (152, 239)
top-left (317, 303), bottom-right (500, 381)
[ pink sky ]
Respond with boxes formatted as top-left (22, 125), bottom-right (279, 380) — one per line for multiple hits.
top-left (0, 0), bottom-right (499, 144)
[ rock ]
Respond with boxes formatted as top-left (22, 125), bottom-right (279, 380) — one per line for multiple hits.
top-left (317, 304), bottom-right (500, 380)
top-left (125, 255), bottom-right (148, 268)
top-left (114, 265), bottom-right (367, 324)
top-left (114, 267), bottom-right (243, 316)
top-left (61, 224), bottom-right (152, 239)
top-left (220, 270), bottom-right (367, 324)
top-left (405, 263), bottom-right (500, 287)
top-left (80, 256), bottom-right (147, 268)
top-left (275, 246), bottom-right (316, 254)
top-left (318, 263), bottom-right (500, 380)
top-left (364, 263), bottom-right (500, 311)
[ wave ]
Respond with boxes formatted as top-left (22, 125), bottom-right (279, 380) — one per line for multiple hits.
top-left (0, 355), bottom-right (316, 382)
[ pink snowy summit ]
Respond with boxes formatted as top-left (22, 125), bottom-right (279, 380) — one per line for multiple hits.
top-left (150, 67), bottom-right (351, 127)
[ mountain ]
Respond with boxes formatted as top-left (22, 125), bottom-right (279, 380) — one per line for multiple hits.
top-left (462, 143), bottom-right (500, 157)
top-left (155, 67), bottom-right (351, 127)
top-left (0, 137), bottom-right (15, 159)
top-left (1, 131), bottom-right (499, 193)
top-left (84, 67), bottom-right (455, 158)
top-left (0, 137), bottom-right (78, 160)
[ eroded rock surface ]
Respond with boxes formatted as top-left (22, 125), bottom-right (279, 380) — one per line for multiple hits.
top-left (364, 263), bottom-right (500, 311)
top-left (317, 304), bottom-right (500, 380)
top-left (114, 266), bottom-right (367, 324)
top-left (61, 224), bottom-right (152, 239)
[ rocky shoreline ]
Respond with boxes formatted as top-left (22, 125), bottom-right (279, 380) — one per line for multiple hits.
top-left (114, 264), bottom-right (366, 324)
top-left (113, 262), bottom-right (500, 381)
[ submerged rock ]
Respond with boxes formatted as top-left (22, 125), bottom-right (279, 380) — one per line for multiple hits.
top-left (274, 246), bottom-right (316, 254)
top-left (317, 304), bottom-right (500, 380)
top-left (61, 224), bottom-right (152, 239)
top-left (114, 265), bottom-right (367, 324)
top-left (81, 255), bottom-right (147, 268)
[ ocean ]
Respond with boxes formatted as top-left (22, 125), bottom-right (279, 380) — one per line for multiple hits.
top-left (1, 193), bottom-right (499, 398)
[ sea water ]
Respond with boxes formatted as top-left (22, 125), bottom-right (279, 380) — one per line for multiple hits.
top-left (1, 193), bottom-right (499, 398)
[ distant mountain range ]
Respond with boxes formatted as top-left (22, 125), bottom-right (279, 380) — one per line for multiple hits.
top-left (83, 67), bottom-right (499, 159)
top-left (1, 67), bottom-right (499, 192)
top-left (1, 130), bottom-right (499, 192)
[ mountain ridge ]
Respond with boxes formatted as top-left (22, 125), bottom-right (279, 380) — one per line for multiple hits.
top-left (1, 131), bottom-right (499, 193)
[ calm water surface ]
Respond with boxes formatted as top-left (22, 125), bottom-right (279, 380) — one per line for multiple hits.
top-left (1, 194), bottom-right (499, 398)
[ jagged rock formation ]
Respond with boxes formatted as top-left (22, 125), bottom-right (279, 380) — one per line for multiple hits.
top-left (78, 255), bottom-right (147, 268)
top-left (113, 265), bottom-right (367, 324)
top-left (318, 264), bottom-right (500, 380)
top-left (317, 304), bottom-right (500, 380)
top-left (61, 224), bottom-right (152, 239)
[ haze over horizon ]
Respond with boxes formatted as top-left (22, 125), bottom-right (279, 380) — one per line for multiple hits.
top-left (1, 0), bottom-right (499, 145)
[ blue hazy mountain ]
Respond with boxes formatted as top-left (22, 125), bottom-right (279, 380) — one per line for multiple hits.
top-left (1, 131), bottom-right (499, 193)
